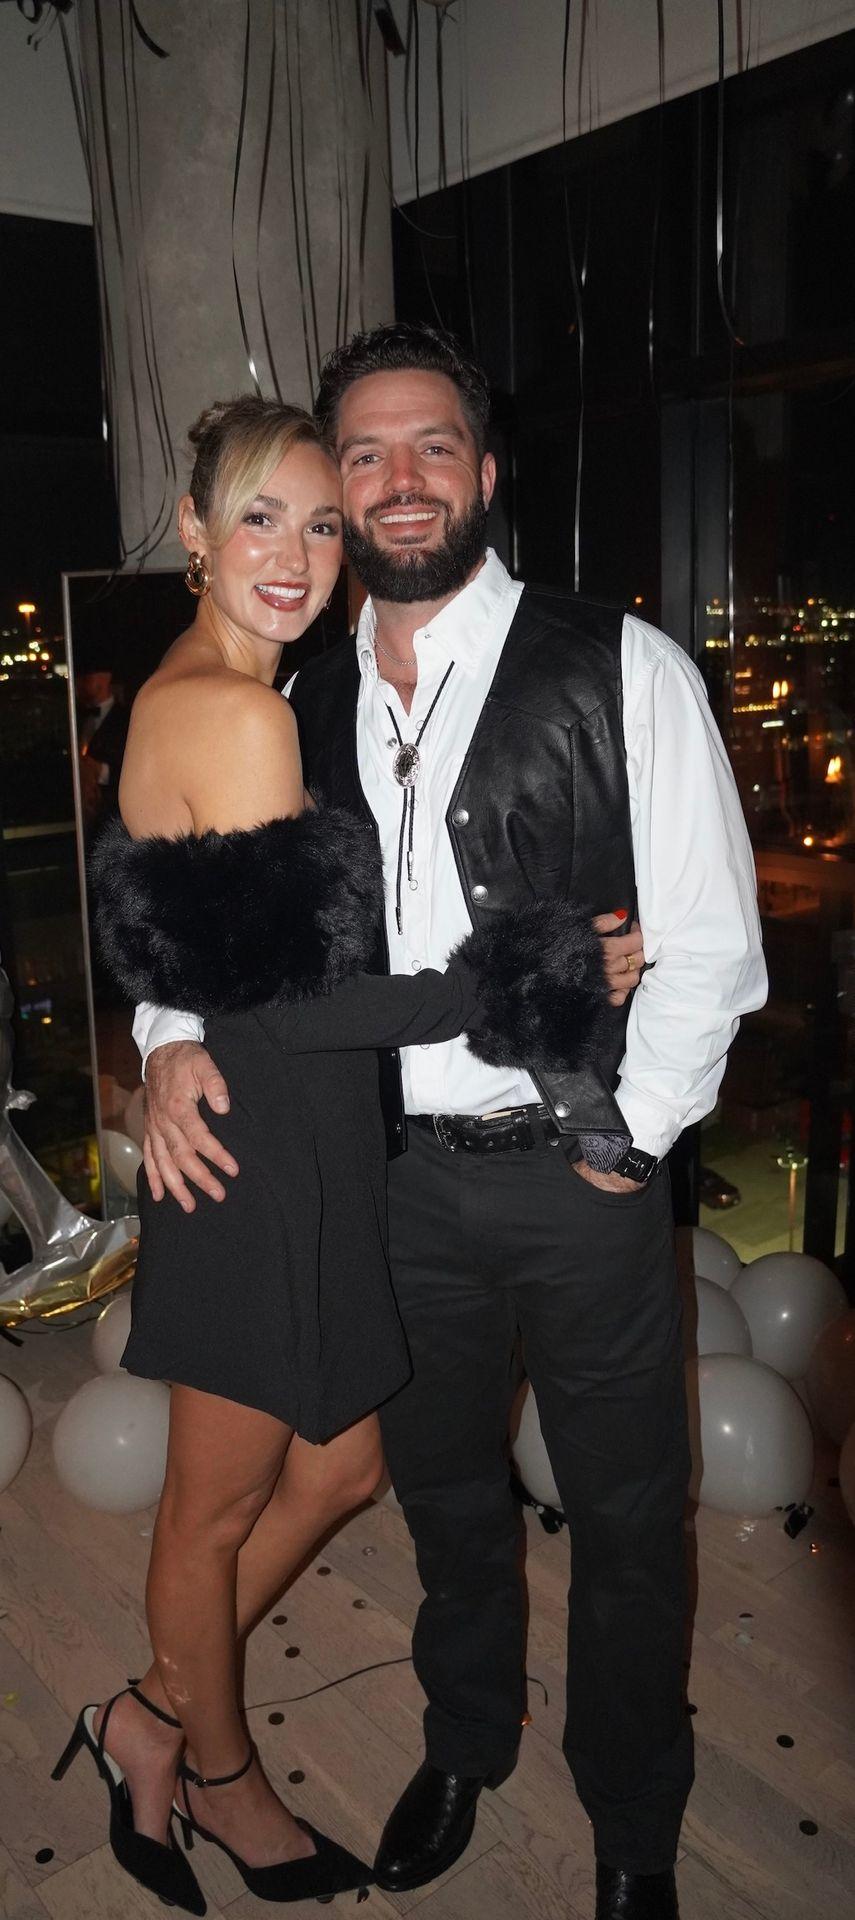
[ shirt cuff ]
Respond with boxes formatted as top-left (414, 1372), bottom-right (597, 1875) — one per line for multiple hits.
top-left (135, 1008), bottom-right (205, 1080)
top-left (612, 1081), bottom-right (683, 1161)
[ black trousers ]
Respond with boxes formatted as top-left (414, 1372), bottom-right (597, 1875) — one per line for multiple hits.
top-left (379, 1124), bottom-right (694, 1875)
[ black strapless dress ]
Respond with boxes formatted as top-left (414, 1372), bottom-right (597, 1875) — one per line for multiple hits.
top-left (91, 809), bottom-right (606, 1442)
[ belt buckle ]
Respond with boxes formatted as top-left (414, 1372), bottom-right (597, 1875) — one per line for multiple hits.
top-left (433, 1113), bottom-right (457, 1153)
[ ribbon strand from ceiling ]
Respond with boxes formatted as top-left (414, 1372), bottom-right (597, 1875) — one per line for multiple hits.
top-left (294, 1), bottom-right (323, 379)
top-left (282, 0), bottom-right (317, 393)
top-left (561, 0), bottom-right (589, 594)
top-left (121, 0), bottom-right (176, 559)
top-left (231, 3), bottom-right (262, 395)
top-left (648, 0), bottom-right (666, 403)
top-left (253, 0), bottom-right (284, 402)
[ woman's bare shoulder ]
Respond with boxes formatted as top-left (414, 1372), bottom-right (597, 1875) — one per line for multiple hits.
top-left (133, 657), bottom-right (295, 740)
top-left (122, 663), bottom-right (300, 836)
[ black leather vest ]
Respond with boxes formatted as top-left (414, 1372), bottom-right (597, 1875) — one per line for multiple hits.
top-left (289, 585), bottom-right (636, 1158)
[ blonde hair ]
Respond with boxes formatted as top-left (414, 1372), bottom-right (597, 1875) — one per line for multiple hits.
top-left (187, 395), bottom-right (334, 548)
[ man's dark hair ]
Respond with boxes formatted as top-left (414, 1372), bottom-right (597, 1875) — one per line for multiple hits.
top-left (315, 321), bottom-right (491, 456)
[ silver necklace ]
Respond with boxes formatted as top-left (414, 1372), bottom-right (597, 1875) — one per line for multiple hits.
top-left (374, 633), bottom-right (417, 670)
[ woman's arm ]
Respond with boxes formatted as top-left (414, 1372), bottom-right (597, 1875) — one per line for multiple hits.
top-left (256, 961), bottom-right (483, 1055)
top-left (258, 895), bottom-right (607, 1074)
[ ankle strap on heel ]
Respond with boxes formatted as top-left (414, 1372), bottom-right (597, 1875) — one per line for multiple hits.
top-left (181, 1749), bottom-right (253, 1790)
top-left (128, 1684), bottom-right (182, 1731)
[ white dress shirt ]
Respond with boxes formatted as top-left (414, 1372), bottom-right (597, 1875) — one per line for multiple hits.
top-left (133, 549), bottom-right (767, 1158)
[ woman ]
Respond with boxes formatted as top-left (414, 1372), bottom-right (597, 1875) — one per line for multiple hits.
top-left (56, 396), bottom-right (622, 1913)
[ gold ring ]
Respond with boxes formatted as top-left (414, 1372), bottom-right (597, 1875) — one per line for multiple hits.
top-left (623, 953), bottom-right (632, 973)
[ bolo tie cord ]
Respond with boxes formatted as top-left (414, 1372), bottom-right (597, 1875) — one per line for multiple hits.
top-left (386, 660), bottom-right (455, 935)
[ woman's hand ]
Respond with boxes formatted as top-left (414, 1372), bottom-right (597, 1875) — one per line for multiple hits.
top-left (594, 912), bottom-right (646, 1006)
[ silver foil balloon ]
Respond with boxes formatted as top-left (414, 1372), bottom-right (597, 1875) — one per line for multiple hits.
top-left (0, 967), bottom-right (137, 1327)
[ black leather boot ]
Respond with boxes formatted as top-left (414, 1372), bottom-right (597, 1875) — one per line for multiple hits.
top-left (595, 1863), bottom-right (679, 1918)
top-left (374, 1761), bottom-right (502, 1892)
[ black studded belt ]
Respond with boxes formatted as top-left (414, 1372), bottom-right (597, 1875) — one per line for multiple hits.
top-left (409, 1104), bottom-right (563, 1154)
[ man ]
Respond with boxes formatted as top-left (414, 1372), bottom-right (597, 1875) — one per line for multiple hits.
top-left (76, 663), bottom-right (129, 829)
top-left (134, 323), bottom-right (766, 1920)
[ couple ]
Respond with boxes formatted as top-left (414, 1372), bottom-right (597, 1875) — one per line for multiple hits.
top-left (70, 321), bottom-right (765, 1920)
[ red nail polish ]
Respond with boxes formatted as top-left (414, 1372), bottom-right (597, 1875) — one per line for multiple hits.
top-left (613, 908), bottom-right (628, 922)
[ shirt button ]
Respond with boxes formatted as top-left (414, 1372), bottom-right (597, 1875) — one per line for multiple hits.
top-left (471, 883), bottom-right (488, 902)
top-left (452, 807), bottom-right (470, 827)
top-left (411, 958), bottom-right (422, 971)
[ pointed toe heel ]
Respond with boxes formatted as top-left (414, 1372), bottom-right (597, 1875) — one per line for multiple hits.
top-left (176, 1754), bottom-right (374, 1903)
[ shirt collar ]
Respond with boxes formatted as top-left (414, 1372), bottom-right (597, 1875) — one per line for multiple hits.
top-left (355, 548), bottom-right (515, 684)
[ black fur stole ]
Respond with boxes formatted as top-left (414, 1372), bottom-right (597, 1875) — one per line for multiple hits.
top-left (456, 903), bottom-right (606, 1075)
top-left (91, 810), bottom-right (383, 1014)
top-left (92, 811), bottom-right (609, 1074)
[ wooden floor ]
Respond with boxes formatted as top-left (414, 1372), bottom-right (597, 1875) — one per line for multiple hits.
top-left (1, 1316), bottom-right (855, 1920)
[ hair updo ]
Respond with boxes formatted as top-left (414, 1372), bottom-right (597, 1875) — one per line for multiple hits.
top-left (187, 395), bottom-right (334, 548)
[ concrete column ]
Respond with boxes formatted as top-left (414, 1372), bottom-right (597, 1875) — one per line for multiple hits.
top-left (74, 1), bottom-right (393, 567)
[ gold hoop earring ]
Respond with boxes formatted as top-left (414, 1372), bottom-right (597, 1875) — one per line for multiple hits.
top-left (184, 551), bottom-right (212, 598)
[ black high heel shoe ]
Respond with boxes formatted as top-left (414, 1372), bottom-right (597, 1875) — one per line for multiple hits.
top-left (51, 1685), bottom-right (206, 1917)
top-left (175, 1747), bottom-right (373, 1903)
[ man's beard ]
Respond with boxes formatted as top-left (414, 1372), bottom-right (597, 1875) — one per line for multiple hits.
top-left (343, 493), bottom-right (489, 604)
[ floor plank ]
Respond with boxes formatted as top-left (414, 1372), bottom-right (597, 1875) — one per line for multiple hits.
top-left (1, 1319), bottom-right (854, 1919)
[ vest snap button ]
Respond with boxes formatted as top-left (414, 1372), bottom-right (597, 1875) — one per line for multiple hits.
top-left (471, 883), bottom-right (488, 902)
top-left (452, 807), bottom-right (470, 826)
top-left (554, 1103), bottom-right (569, 1119)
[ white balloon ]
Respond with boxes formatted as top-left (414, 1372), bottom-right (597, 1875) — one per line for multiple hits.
top-left (123, 1086), bottom-right (146, 1152)
top-left (839, 1422), bottom-right (855, 1529)
top-left (692, 1227), bottom-right (742, 1289)
top-left (687, 1354), bottom-right (813, 1516)
top-left (689, 1277), bottom-right (752, 1358)
top-left (512, 1384), bottom-right (561, 1511)
top-left (102, 1128), bottom-right (143, 1198)
top-left (0, 1375), bottom-right (32, 1492)
top-left (91, 1291), bottom-right (133, 1373)
top-left (732, 1252), bottom-right (847, 1381)
top-left (806, 1309), bottom-right (855, 1445)
top-left (52, 1374), bottom-right (169, 1514)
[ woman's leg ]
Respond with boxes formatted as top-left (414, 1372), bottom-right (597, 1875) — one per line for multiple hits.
top-left (146, 1385), bottom-right (321, 1867)
top-left (97, 1394), bottom-right (383, 1850)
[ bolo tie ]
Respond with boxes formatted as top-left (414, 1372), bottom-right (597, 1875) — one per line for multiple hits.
top-left (386, 660), bottom-right (455, 934)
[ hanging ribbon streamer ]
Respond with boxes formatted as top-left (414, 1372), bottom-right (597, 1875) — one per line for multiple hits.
top-left (434, 5), bottom-right (448, 194)
top-left (352, 0), bottom-right (372, 332)
top-left (457, 0), bottom-right (478, 352)
top-left (715, 0), bottom-right (746, 684)
top-left (58, 13), bottom-right (112, 462)
top-left (403, 0), bottom-right (451, 329)
top-left (328, 0), bottom-right (348, 346)
top-left (254, 0), bottom-right (284, 400)
top-left (282, 1), bottom-right (317, 393)
top-left (128, 2), bottom-right (168, 59)
top-left (294, 1), bottom-right (322, 380)
top-left (562, 0), bottom-right (588, 593)
top-left (715, 0), bottom-right (744, 351)
top-left (90, 0), bottom-right (153, 558)
top-left (647, 0), bottom-right (666, 402)
top-left (231, 4), bottom-right (262, 395)
top-left (121, 0), bottom-right (176, 559)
